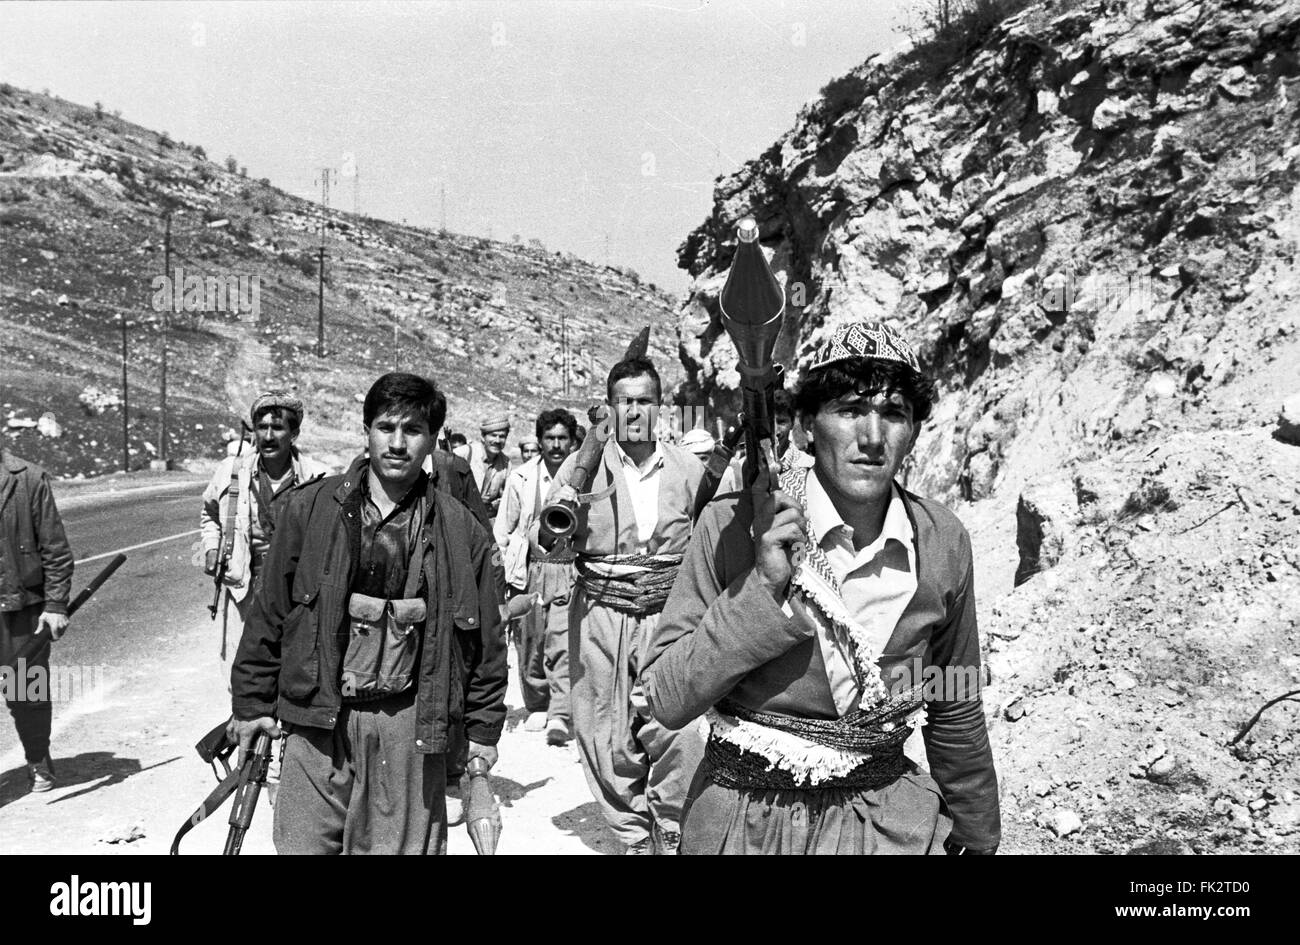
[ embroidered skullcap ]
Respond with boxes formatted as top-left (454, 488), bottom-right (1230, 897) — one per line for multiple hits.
top-left (809, 321), bottom-right (920, 373)
top-left (519, 436), bottom-right (539, 449)
top-left (480, 414), bottom-right (511, 434)
top-left (679, 428), bottom-right (716, 457)
top-left (250, 390), bottom-right (304, 425)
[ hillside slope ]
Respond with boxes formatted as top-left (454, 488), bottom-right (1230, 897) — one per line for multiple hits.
top-left (0, 85), bottom-right (679, 475)
top-left (676, 0), bottom-right (1300, 852)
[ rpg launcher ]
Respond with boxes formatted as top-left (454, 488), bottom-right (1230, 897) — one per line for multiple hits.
top-left (537, 325), bottom-right (651, 549)
top-left (717, 218), bottom-right (801, 561)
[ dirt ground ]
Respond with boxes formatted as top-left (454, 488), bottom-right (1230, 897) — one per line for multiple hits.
top-left (0, 615), bottom-right (617, 856)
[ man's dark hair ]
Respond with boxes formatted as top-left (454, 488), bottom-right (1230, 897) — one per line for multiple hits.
top-left (448, 431), bottom-right (468, 448)
top-left (252, 404), bottom-right (301, 434)
top-left (606, 357), bottom-right (661, 402)
top-left (536, 407), bottom-right (579, 442)
top-left (793, 359), bottom-right (937, 425)
top-left (773, 388), bottom-right (794, 422)
top-left (363, 372), bottom-right (447, 433)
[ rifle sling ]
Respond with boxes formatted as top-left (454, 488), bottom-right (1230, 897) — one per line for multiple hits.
top-left (169, 765), bottom-right (242, 855)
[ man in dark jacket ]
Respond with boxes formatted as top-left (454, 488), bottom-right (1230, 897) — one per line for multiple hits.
top-left (0, 450), bottom-right (74, 792)
top-left (644, 321), bottom-right (1000, 855)
top-left (228, 373), bottom-right (507, 854)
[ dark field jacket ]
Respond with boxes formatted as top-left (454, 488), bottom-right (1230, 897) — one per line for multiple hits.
top-left (0, 453), bottom-right (73, 614)
top-left (231, 458), bottom-right (507, 751)
top-left (644, 484), bottom-right (1001, 852)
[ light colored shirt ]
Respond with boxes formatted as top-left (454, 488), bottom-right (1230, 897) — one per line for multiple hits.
top-left (799, 469), bottom-right (918, 715)
top-left (613, 441), bottom-right (665, 549)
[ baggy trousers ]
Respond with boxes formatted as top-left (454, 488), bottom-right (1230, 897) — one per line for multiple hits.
top-left (568, 588), bottom-right (705, 845)
top-left (272, 688), bottom-right (447, 855)
top-left (516, 594), bottom-right (571, 726)
top-left (0, 604), bottom-right (50, 763)
top-left (218, 589), bottom-right (256, 694)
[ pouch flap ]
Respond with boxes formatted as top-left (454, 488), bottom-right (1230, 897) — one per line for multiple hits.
top-left (390, 598), bottom-right (427, 625)
top-left (347, 593), bottom-right (387, 622)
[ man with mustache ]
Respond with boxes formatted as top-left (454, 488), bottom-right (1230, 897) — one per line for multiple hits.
top-left (546, 357), bottom-right (707, 854)
top-left (229, 372), bottom-right (507, 854)
top-left (469, 416), bottom-right (512, 520)
top-left (201, 391), bottom-right (330, 686)
top-left (494, 408), bottom-right (578, 745)
top-left (644, 322), bottom-right (1000, 855)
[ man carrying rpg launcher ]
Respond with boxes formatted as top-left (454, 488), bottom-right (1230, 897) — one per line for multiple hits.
top-left (229, 373), bottom-right (507, 854)
top-left (643, 220), bottom-right (1000, 854)
top-left (544, 354), bottom-right (706, 855)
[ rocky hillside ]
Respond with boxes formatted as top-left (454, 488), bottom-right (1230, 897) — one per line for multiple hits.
top-left (0, 85), bottom-right (679, 476)
top-left (676, 0), bottom-right (1300, 853)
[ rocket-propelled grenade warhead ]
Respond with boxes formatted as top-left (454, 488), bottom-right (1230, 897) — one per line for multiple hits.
top-left (719, 218), bottom-right (785, 379)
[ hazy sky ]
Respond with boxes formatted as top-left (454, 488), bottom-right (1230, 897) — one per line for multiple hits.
top-left (0, 0), bottom-right (908, 292)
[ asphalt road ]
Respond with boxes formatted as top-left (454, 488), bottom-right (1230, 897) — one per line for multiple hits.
top-left (0, 485), bottom-right (211, 763)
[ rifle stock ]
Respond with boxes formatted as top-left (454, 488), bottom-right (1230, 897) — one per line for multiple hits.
top-left (171, 719), bottom-right (273, 855)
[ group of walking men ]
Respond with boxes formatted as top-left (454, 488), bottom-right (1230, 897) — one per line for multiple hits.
top-left (5, 317), bottom-right (1000, 855)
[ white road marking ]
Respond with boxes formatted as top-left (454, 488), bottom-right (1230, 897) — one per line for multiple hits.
top-left (76, 529), bottom-right (200, 566)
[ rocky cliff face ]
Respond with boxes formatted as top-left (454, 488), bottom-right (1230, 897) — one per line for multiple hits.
top-left (0, 86), bottom-right (678, 476)
top-left (677, 0), bottom-right (1300, 852)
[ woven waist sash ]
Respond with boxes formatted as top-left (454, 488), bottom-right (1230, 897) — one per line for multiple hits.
top-left (705, 696), bottom-right (923, 792)
top-left (575, 553), bottom-right (682, 616)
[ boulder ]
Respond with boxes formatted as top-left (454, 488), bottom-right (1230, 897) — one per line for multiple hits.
top-left (1015, 476), bottom-right (1077, 586)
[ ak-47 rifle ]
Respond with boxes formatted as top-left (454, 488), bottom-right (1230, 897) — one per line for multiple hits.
top-left (536, 325), bottom-right (651, 548)
top-left (7, 553), bottom-right (128, 667)
top-left (170, 719), bottom-right (274, 855)
top-left (210, 422), bottom-right (251, 627)
top-left (716, 218), bottom-right (801, 560)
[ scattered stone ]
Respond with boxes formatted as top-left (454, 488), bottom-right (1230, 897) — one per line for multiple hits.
top-left (1248, 798), bottom-right (1268, 812)
top-left (1044, 809), bottom-right (1083, 837)
top-left (100, 823), bottom-right (146, 844)
top-left (1147, 754), bottom-right (1178, 783)
top-left (1112, 670), bottom-right (1138, 692)
top-left (5, 417), bottom-right (36, 429)
top-left (36, 413), bottom-right (62, 438)
top-left (1004, 698), bottom-right (1026, 722)
top-left (1030, 778), bottom-right (1053, 797)
top-left (1276, 395), bottom-right (1300, 446)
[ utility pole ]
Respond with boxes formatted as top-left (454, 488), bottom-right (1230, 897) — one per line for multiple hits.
top-left (120, 312), bottom-right (130, 472)
top-left (604, 233), bottom-right (611, 268)
top-left (560, 309), bottom-right (568, 397)
top-left (353, 163), bottom-right (360, 216)
top-left (317, 245), bottom-right (326, 357)
top-left (314, 166), bottom-right (335, 244)
top-left (440, 183), bottom-right (446, 232)
top-left (159, 213), bottom-right (170, 468)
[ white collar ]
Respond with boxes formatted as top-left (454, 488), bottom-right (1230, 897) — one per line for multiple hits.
top-left (805, 468), bottom-right (912, 555)
top-left (613, 440), bottom-right (664, 476)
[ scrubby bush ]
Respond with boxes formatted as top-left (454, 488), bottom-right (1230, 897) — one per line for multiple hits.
top-left (902, 0), bottom-right (1038, 78)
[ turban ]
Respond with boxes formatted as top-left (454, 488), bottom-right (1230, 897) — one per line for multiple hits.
top-left (679, 428), bottom-right (716, 457)
top-left (809, 321), bottom-right (920, 373)
top-left (480, 415), bottom-right (511, 434)
top-left (250, 390), bottom-right (304, 425)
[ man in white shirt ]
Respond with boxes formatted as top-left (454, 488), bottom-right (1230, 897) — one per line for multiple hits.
top-left (546, 358), bottom-right (705, 854)
top-left (493, 408), bottom-right (578, 744)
